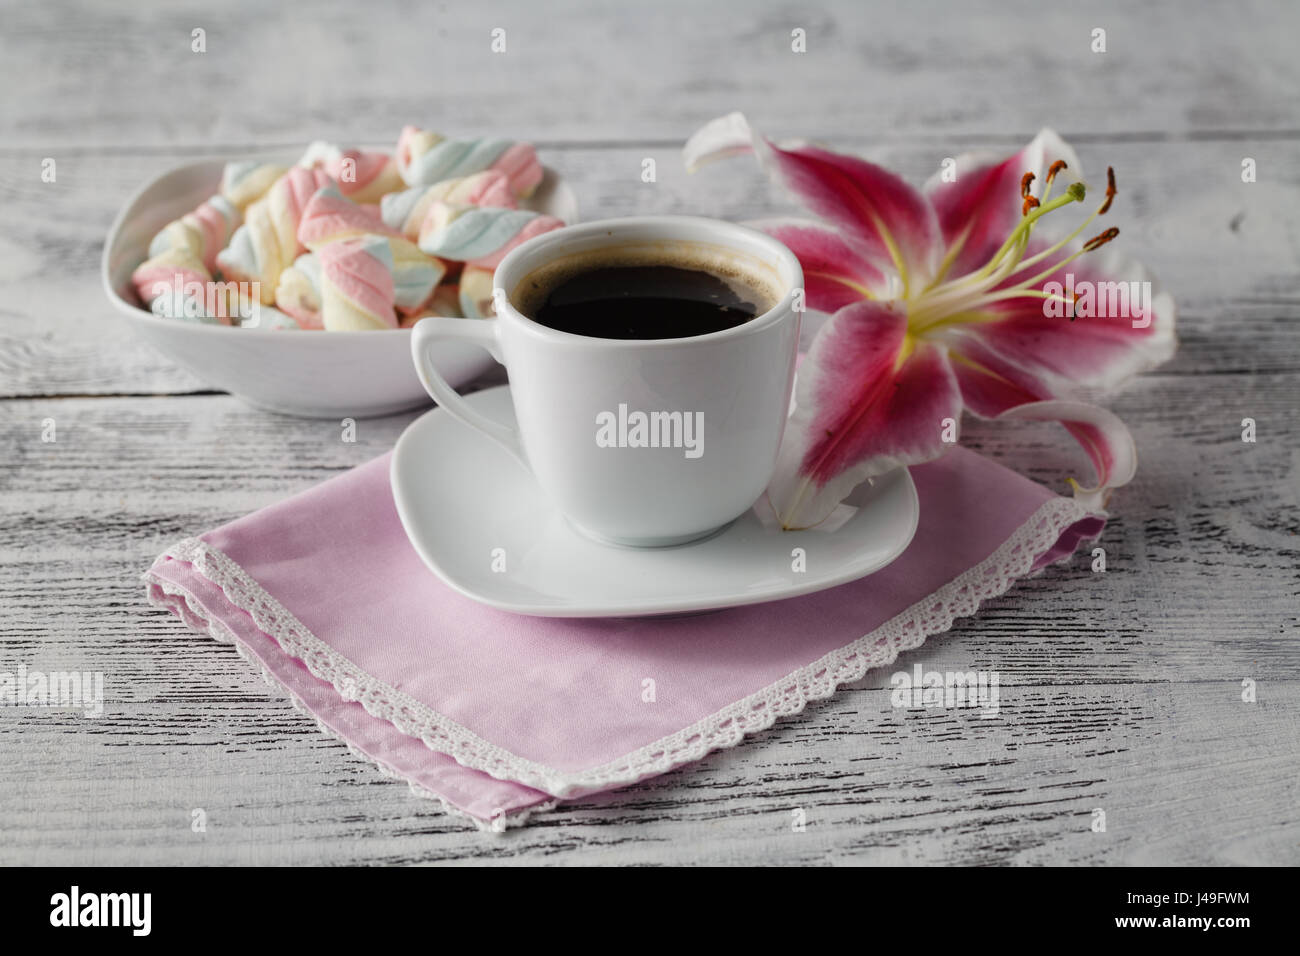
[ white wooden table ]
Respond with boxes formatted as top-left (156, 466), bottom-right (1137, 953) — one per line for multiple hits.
top-left (2, 0), bottom-right (1297, 864)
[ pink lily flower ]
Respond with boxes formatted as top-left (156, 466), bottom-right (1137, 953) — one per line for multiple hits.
top-left (685, 113), bottom-right (1176, 530)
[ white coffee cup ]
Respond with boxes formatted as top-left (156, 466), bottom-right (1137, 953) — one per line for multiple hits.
top-left (411, 216), bottom-right (802, 547)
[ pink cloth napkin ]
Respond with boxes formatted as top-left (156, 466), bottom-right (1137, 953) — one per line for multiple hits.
top-left (144, 445), bottom-right (1103, 830)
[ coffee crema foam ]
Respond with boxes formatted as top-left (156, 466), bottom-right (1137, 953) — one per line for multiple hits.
top-left (510, 241), bottom-right (786, 321)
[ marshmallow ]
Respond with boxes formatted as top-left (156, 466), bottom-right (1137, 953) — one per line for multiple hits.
top-left (299, 141), bottom-right (404, 204)
top-left (380, 170), bottom-right (517, 239)
top-left (416, 202), bottom-right (563, 269)
top-left (148, 194), bottom-right (240, 272)
top-left (220, 161), bottom-right (288, 210)
top-left (131, 247), bottom-right (235, 324)
top-left (297, 141), bottom-right (342, 169)
top-left (297, 184), bottom-right (399, 251)
top-left (430, 283), bottom-right (465, 318)
top-left (274, 253), bottom-right (324, 329)
top-left (318, 235), bottom-right (399, 331)
top-left (395, 125), bottom-right (543, 197)
top-left (399, 284), bottom-right (465, 328)
top-left (457, 266), bottom-right (496, 319)
top-left (388, 238), bottom-right (446, 317)
top-left (216, 167), bottom-right (333, 303)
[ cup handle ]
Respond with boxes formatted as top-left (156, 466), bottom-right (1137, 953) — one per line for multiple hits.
top-left (410, 316), bottom-right (527, 467)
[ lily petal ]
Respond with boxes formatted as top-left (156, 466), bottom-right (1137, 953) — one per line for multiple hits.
top-left (996, 400), bottom-right (1137, 509)
top-left (745, 218), bottom-right (893, 312)
top-left (923, 128), bottom-right (1082, 282)
top-left (682, 111), bottom-right (758, 172)
top-left (685, 112), bottom-right (941, 289)
top-left (949, 237), bottom-right (1177, 396)
top-left (942, 333), bottom-right (1137, 505)
top-left (943, 330), bottom-right (1052, 414)
top-left (768, 300), bottom-right (962, 529)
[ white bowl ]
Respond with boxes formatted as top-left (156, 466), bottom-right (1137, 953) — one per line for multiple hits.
top-left (101, 156), bottom-right (578, 418)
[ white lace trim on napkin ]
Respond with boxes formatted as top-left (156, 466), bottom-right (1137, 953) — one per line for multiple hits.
top-left (145, 575), bottom-right (556, 834)
top-left (143, 494), bottom-right (1097, 829)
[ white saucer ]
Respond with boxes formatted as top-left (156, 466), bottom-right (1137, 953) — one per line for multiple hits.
top-left (390, 386), bottom-right (919, 618)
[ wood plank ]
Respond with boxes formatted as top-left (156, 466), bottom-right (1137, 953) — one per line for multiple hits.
top-left (1, 684), bottom-right (1294, 864)
top-left (2, 137), bottom-right (1298, 397)
top-left (2, 0), bottom-right (1298, 149)
top-left (3, 0), bottom-right (1297, 864)
top-left (1, 375), bottom-right (1296, 687)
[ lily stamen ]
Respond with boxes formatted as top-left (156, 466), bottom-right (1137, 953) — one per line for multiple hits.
top-left (1083, 226), bottom-right (1120, 251)
top-left (912, 185), bottom-right (1083, 322)
top-left (1040, 159), bottom-right (1069, 205)
top-left (1020, 171), bottom-right (1039, 216)
top-left (1098, 166), bottom-right (1117, 215)
top-left (952, 186), bottom-right (1083, 291)
top-left (995, 173), bottom-right (1121, 286)
top-left (906, 162), bottom-right (1128, 333)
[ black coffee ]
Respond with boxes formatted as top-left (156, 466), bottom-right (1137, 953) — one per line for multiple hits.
top-left (523, 263), bottom-right (776, 340)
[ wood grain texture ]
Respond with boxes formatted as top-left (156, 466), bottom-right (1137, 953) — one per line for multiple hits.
top-left (1, 0), bottom-right (1297, 864)
top-left (1, 0), bottom-right (1298, 147)
top-left (2, 137), bottom-right (1298, 396)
